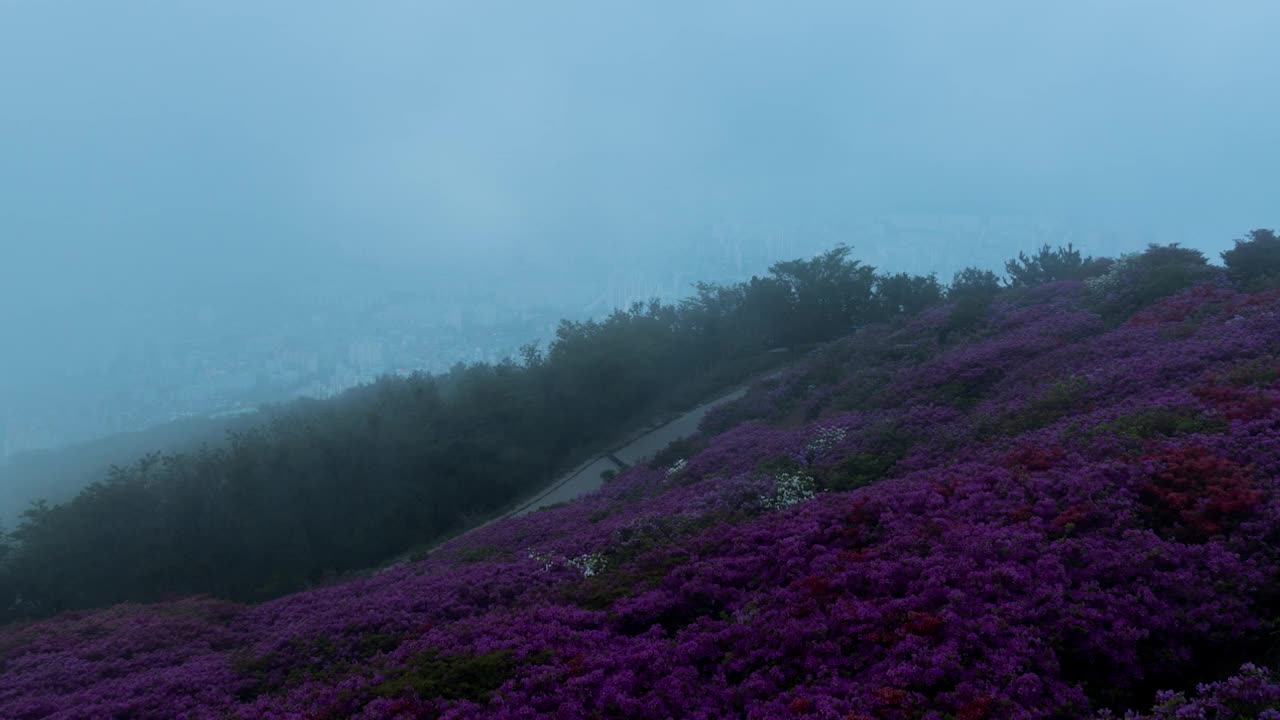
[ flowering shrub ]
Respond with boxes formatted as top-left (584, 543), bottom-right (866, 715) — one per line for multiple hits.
top-left (758, 470), bottom-right (818, 510)
top-left (1096, 663), bottom-right (1280, 719)
top-left (1086, 252), bottom-right (1139, 295)
top-left (1086, 244), bottom-right (1216, 322)
top-left (1137, 445), bottom-right (1263, 541)
top-left (805, 425), bottom-right (847, 458)
top-left (565, 552), bottom-right (607, 578)
top-left (2, 275), bottom-right (1279, 719)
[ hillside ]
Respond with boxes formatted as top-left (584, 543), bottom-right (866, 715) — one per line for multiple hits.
top-left (0, 245), bottom-right (883, 616)
top-left (3, 239), bottom-right (1280, 718)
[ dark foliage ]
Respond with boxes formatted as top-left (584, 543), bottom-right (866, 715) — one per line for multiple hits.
top-left (1088, 243), bottom-right (1215, 323)
top-left (948, 266), bottom-right (1003, 300)
top-left (1222, 228), bottom-right (1280, 290)
top-left (873, 272), bottom-right (945, 317)
top-left (1004, 243), bottom-right (1101, 287)
top-left (942, 267), bottom-right (1003, 342)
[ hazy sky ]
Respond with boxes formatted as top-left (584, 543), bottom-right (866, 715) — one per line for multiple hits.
top-left (2, 1), bottom-right (1278, 417)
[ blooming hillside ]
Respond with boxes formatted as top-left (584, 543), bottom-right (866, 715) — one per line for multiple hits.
top-left (3, 277), bottom-right (1279, 719)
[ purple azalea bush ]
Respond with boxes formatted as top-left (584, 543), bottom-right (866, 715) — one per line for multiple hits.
top-left (3, 278), bottom-right (1280, 719)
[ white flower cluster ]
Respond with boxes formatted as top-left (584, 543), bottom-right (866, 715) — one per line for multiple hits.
top-left (526, 549), bottom-right (558, 572)
top-left (666, 458), bottom-right (687, 477)
top-left (759, 471), bottom-right (818, 511)
top-left (805, 426), bottom-right (847, 457)
top-left (1085, 253), bottom-right (1137, 295)
top-left (566, 552), bottom-right (608, 578)
top-left (526, 549), bottom-right (608, 577)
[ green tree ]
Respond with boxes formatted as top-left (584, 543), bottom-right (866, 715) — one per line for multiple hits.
top-left (1004, 243), bottom-right (1100, 287)
top-left (874, 272), bottom-right (944, 318)
top-left (941, 267), bottom-right (1002, 342)
top-left (1221, 228), bottom-right (1280, 290)
top-left (766, 245), bottom-right (877, 344)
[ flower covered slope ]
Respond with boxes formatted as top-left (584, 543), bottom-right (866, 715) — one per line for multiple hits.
top-left (3, 279), bottom-right (1280, 719)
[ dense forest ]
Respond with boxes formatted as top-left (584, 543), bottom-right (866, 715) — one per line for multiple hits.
top-left (0, 232), bottom-right (1275, 622)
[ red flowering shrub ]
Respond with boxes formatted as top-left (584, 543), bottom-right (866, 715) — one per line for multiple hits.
top-left (1005, 444), bottom-right (1068, 472)
top-left (1139, 446), bottom-right (1264, 539)
top-left (958, 696), bottom-right (996, 720)
top-left (1194, 380), bottom-right (1280, 422)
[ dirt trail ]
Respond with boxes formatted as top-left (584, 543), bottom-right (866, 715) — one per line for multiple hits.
top-left (511, 385), bottom-right (749, 515)
top-left (376, 365), bottom-right (787, 572)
